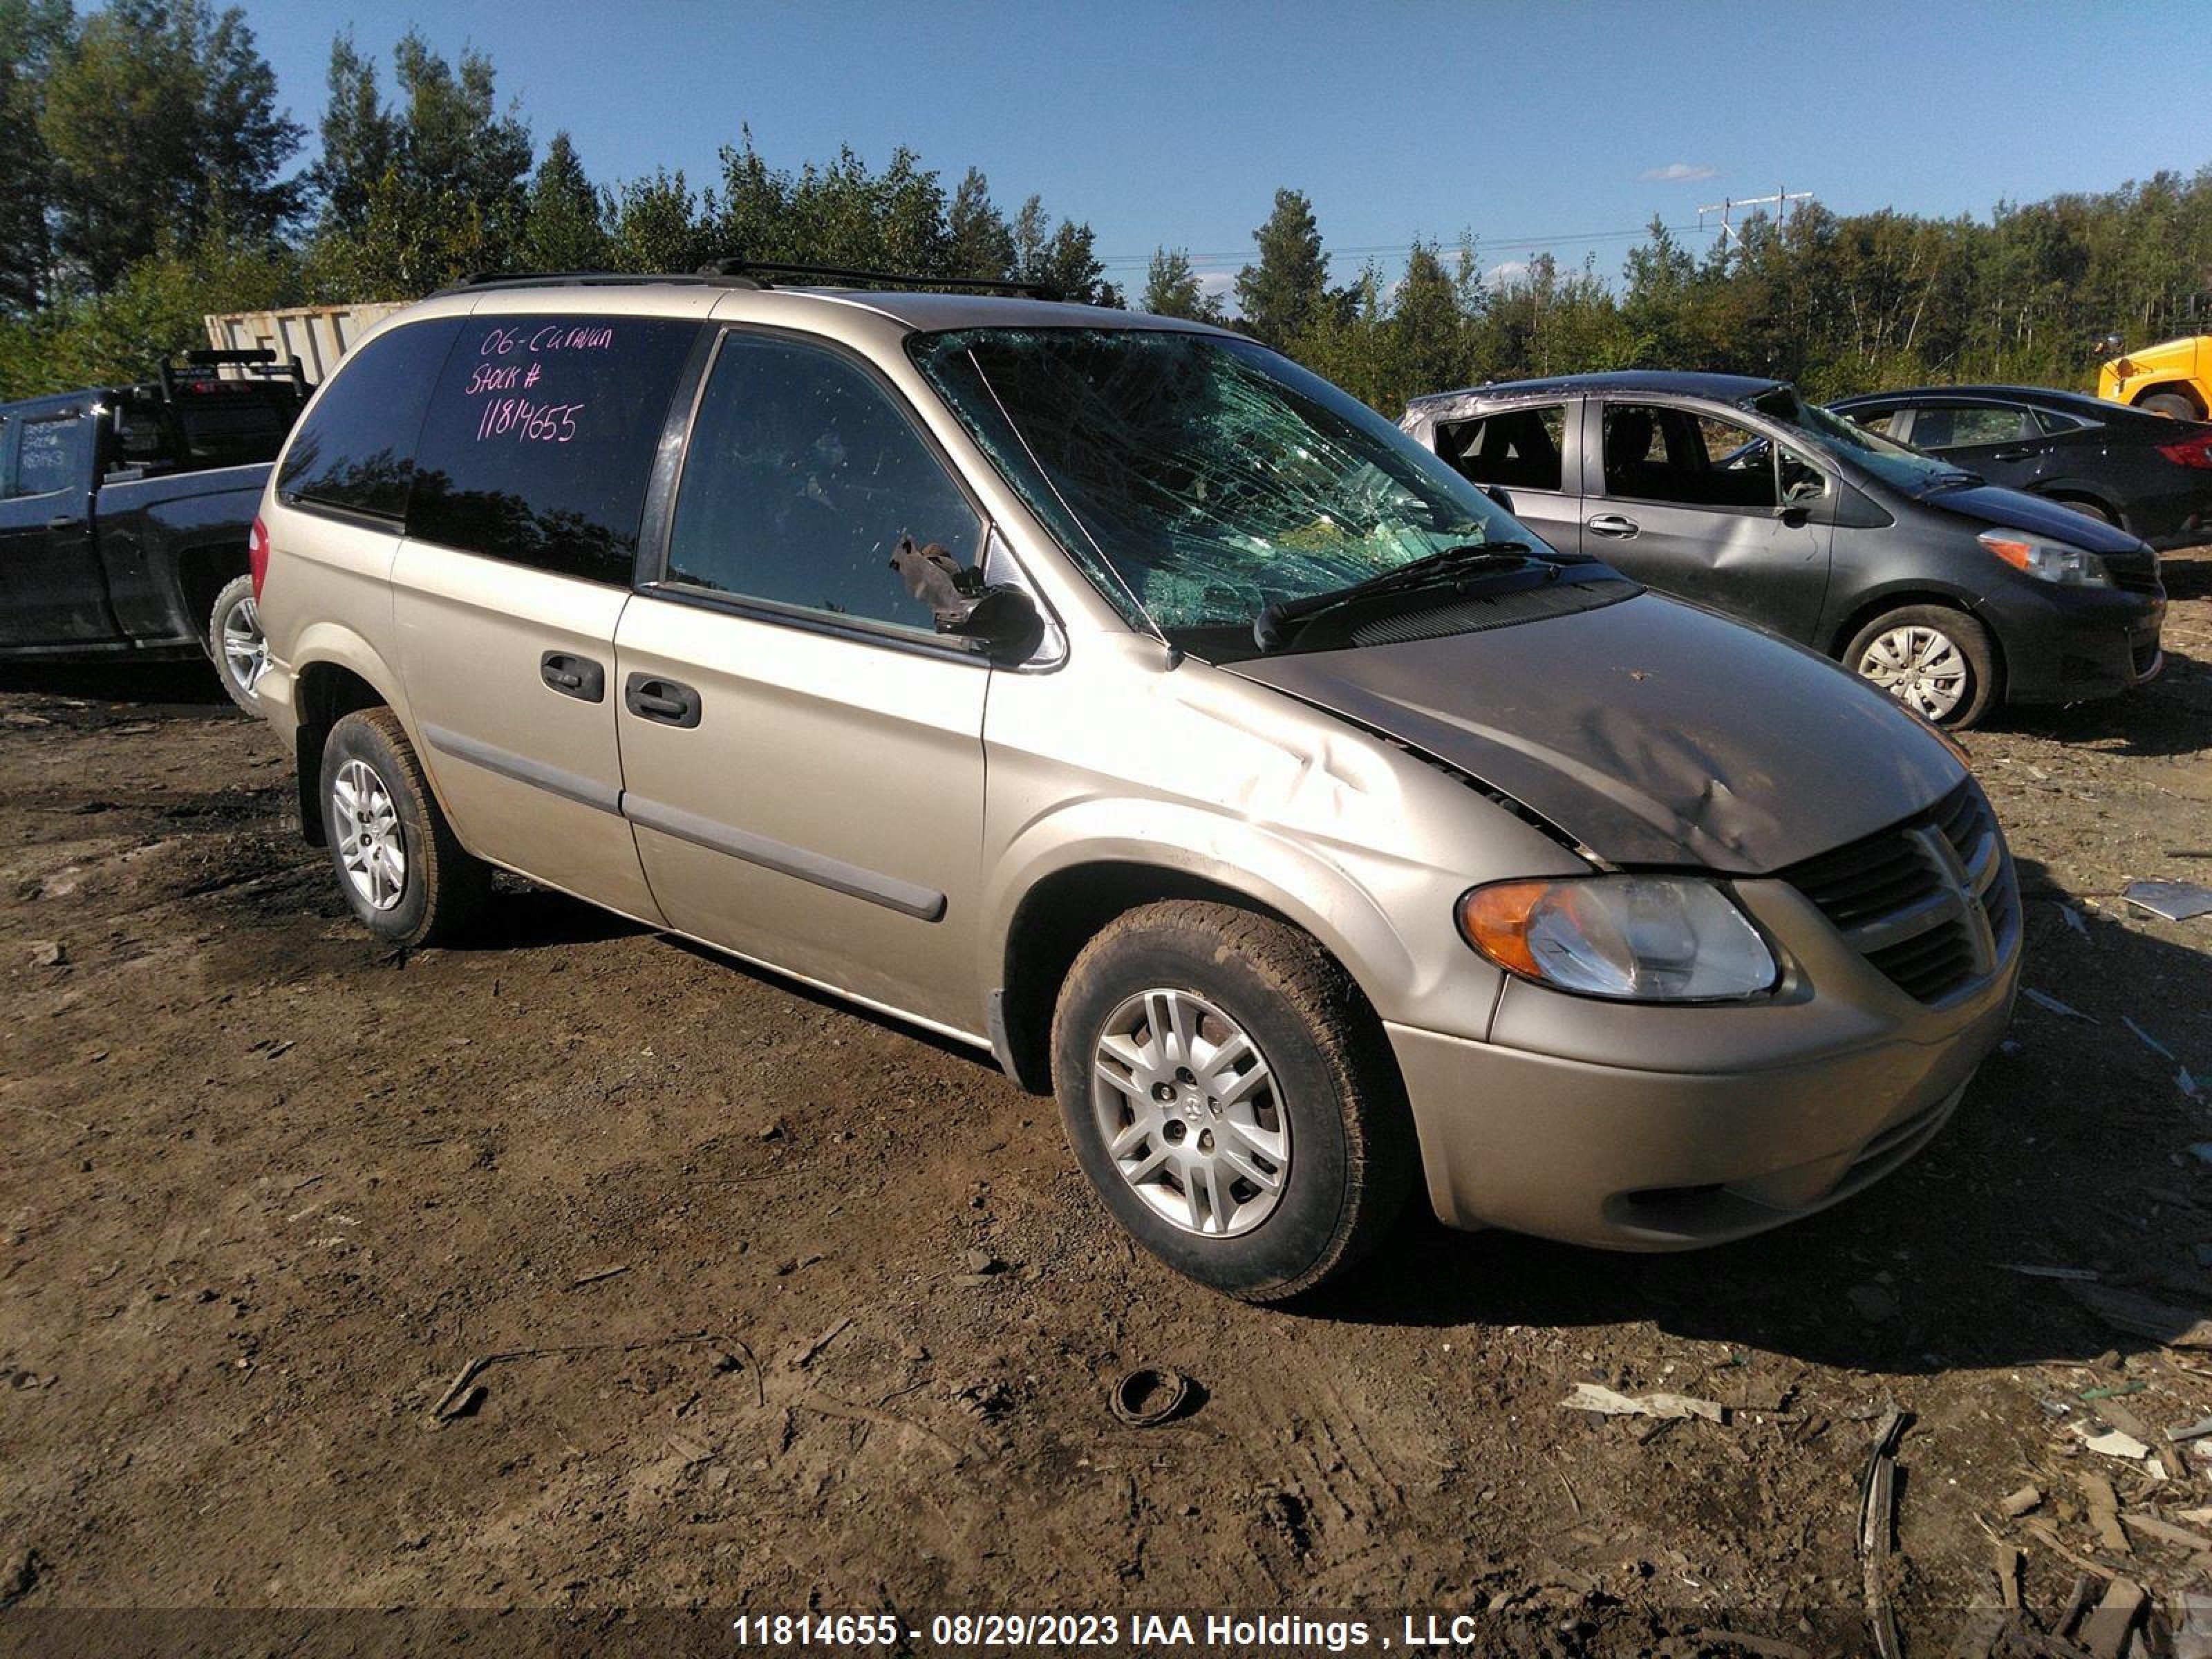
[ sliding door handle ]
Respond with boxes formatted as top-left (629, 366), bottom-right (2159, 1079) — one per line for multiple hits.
top-left (624, 673), bottom-right (702, 728)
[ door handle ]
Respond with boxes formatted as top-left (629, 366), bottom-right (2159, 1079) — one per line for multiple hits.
top-left (46, 516), bottom-right (79, 532)
top-left (539, 650), bottom-right (606, 702)
top-left (1989, 448), bottom-right (2033, 462)
top-left (1587, 513), bottom-right (1640, 538)
top-left (624, 673), bottom-right (702, 729)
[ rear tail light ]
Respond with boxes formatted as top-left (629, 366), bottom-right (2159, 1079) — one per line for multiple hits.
top-left (248, 515), bottom-right (270, 600)
top-left (2156, 431), bottom-right (2212, 469)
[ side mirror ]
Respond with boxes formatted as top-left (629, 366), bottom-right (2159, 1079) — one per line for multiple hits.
top-left (952, 585), bottom-right (1044, 662)
top-left (1774, 501), bottom-right (1814, 527)
top-left (1483, 483), bottom-right (1515, 515)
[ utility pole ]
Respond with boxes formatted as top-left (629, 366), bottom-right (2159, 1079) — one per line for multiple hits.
top-left (1699, 188), bottom-right (1815, 268)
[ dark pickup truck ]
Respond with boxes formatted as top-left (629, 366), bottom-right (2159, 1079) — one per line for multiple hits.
top-left (0, 350), bottom-right (306, 713)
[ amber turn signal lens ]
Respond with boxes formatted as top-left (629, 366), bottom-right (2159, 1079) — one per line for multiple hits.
top-left (1456, 881), bottom-right (1553, 978)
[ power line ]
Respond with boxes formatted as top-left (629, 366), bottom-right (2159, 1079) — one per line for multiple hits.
top-left (1094, 218), bottom-right (1721, 270)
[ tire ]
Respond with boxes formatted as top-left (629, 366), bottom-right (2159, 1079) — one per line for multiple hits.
top-left (319, 709), bottom-right (490, 948)
top-left (1049, 900), bottom-right (1416, 1302)
top-left (1844, 604), bottom-right (1998, 729)
top-left (2140, 393), bottom-right (2199, 421)
top-left (205, 574), bottom-right (268, 718)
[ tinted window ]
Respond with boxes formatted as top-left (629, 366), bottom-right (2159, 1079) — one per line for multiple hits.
top-left (408, 317), bottom-right (700, 584)
top-left (1841, 404), bottom-right (1901, 436)
top-left (1436, 405), bottom-right (1566, 491)
top-left (15, 415), bottom-right (84, 497)
top-left (2034, 406), bottom-right (2092, 435)
top-left (1602, 403), bottom-right (1777, 509)
top-left (278, 320), bottom-right (460, 521)
top-left (1909, 404), bottom-right (2034, 449)
top-left (666, 332), bottom-right (982, 630)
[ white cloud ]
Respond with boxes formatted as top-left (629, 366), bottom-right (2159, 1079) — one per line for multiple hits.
top-left (1639, 161), bottom-right (1718, 183)
top-left (1487, 260), bottom-right (1530, 287)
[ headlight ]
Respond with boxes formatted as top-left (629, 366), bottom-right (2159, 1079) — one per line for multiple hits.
top-left (1457, 876), bottom-right (1777, 1002)
top-left (1978, 529), bottom-right (2111, 587)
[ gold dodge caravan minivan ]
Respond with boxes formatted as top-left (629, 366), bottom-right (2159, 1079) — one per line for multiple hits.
top-left (254, 266), bottom-right (2021, 1301)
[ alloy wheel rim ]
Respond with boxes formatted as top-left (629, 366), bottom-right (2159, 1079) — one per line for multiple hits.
top-left (331, 758), bottom-right (406, 912)
top-left (1857, 626), bottom-right (1967, 721)
top-left (1089, 986), bottom-right (1290, 1239)
top-left (221, 595), bottom-right (268, 697)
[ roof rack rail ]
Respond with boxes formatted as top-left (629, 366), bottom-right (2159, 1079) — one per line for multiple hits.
top-left (696, 258), bottom-right (1063, 303)
top-left (431, 269), bottom-right (765, 297)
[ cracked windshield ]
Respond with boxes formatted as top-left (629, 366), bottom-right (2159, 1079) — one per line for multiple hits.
top-left (912, 328), bottom-right (1540, 635)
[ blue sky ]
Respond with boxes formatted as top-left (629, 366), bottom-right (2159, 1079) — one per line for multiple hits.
top-left (237, 0), bottom-right (2211, 299)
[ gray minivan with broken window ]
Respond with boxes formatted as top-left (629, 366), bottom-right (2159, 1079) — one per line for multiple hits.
top-left (253, 268), bottom-right (2021, 1302)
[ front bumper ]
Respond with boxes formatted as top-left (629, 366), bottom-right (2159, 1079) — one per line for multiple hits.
top-left (1980, 581), bottom-right (2165, 704)
top-left (1388, 868), bottom-right (2021, 1250)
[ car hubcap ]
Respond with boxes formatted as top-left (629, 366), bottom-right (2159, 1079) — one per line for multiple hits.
top-left (221, 595), bottom-right (268, 697)
top-left (1857, 626), bottom-right (1968, 721)
top-left (1089, 987), bottom-right (1290, 1238)
top-left (331, 758), bottom-right (406, 912)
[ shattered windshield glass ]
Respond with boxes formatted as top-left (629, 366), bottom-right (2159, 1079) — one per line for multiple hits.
top-left (910, 328), bottom-right (1541, 634)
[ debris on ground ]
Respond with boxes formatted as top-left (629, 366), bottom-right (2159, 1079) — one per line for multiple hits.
top-left (2071, 1421), bottom-right (2154, 1463)
top-left (2063, 1280), bottom-right (2212, 1349)
top-left (1997, 1483), bottom-right (2043, 1518)
top-left (2122, 879), bottom-right (2212, 922)
top-left (1110, 1367), bottom-right (1193, 1427)
top-left (1559, 1381), bottom-right (1730, 1424)
top-left (2023, 987), bottom-right (2096, 1021)
top-left (1858, 1408), bottom-right (1911, 1659)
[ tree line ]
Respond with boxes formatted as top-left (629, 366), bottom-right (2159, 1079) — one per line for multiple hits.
top-left (5, 1), bottom-right (2211, 415)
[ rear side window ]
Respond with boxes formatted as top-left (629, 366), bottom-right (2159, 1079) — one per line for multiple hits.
top-left (664, 332), bottom-right (982, 630)
top-left (1434, 405), bottom-right (1566, 491)
top-left (1908, 404), bottom-right (2034, 449)
top-left (278, 319), bottom-right (460, 521)
top-left (15, 415), bottom-right (85, 497)
top-left (408, 317), bottom-right (700, 584)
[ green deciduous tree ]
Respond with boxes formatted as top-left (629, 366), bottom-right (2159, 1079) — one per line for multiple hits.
top-left (41, 0), bottom-right (301, 290)
top-left (1141, 246), bottom-right (1222, 321)
top-left (0, 0), bottom-right (73, 312)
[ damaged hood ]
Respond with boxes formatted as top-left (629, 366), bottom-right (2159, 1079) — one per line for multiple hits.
top-left (1226, 592), bottom-right (1965, 873)
top-left (1915, 481), bottom-right (2146, 554)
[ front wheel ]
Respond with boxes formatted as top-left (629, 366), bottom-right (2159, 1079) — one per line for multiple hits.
top-left (206, 574), bottom-right (268, 717)
top-left (1844, 604), bottom-right (1997, 729)
top-left (319, 709), bottom-right (490, 948)
top-left (1050, 900), bottom-right (1415, 1302)
top-left (2140, 393), bottom-right (2199, 420)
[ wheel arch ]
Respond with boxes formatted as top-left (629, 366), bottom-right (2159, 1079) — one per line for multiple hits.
top-left (2135, 382), bottom-right (2207, 419)
top-left (2033, 485), bottom-right (2126, 532)
top-left (1828, 588), bottom-right (2007, 708)
top-left (289, 637), bottom-right (410, 846)
top-left (993, 852), bottom-right (1409, 1098)
top-left (172, 540), bottom-right (252, 646)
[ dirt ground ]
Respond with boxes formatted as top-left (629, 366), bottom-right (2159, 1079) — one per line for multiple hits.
top-left (4, 554), bottom-right (2211, 1658)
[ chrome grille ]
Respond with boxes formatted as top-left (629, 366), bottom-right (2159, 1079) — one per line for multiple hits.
top-left (1783, 780), bottom-right (2016, 1004)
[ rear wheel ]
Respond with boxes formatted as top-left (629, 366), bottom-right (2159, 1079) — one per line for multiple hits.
top-left (2052, 496), bottom-right (2117, 527)
top-left (1844, 604), bottom-right (1997, 729)
top-left (205, 574), bottom-right (268, 717)
top-left (1050, 900), bottom-right (1414, 1302)
top-left (319, 709), bottom-right (490, 948)
top-left (2141, 392), bottom-right (2200, 420)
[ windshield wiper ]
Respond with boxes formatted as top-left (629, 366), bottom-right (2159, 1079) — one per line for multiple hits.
top-left (1253, 542), bottom-right (1533, 651)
